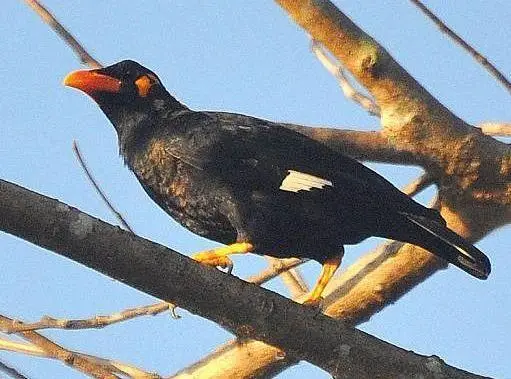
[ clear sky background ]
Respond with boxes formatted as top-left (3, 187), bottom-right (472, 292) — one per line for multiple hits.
top-left (1, 1), bottom-right (510, 378)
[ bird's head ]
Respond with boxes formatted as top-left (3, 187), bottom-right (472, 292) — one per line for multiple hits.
top-left (64, 60), bottom-right (186, 144)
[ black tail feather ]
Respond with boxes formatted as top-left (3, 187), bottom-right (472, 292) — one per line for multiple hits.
top-left (400, 213), bottom-right (491, 279)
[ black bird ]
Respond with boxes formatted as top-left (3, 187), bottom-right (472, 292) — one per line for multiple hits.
top-left (64, 60), bottom-right (491, 304)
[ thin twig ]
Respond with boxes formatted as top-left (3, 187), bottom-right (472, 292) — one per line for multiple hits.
top-left (3, 303), bottom-right (178, 333)
top-left (281, 267), bottom-right (309, 297)
top-left (23, 0), bottom-right (102, 69)
top-left (311, 40), bottom-right (381, 116)
top-left (0, 315), bottom-right (119, 379)
top-left (73, 141), bottom-right (134, 233)
top-left (478, 122), bottom-right (511, 137)
top-left (265, 257), bottom-right (309, 298)
top-left (409, 0), bottom-right (511, 94)
top-left (0, 359), bottom-right (29, 379)
top-left (247, 258), bottom-right (307, 285)
top-left (0, 337), bottom-right (160, 379)
top-left (24, 3), bottom-right (125, 231)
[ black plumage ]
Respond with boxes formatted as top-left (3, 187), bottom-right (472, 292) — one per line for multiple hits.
top-left (64, 60), bottom-right (490, 304)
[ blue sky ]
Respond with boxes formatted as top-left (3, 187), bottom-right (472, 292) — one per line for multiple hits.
top-left (1, 1), bottom-right (510, 378)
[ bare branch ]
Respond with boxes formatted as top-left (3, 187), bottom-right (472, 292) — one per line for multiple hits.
top-left (3, 303), bottom-right (176, 333)
top-left (0, 337), bottom-right (160, 378)
top-left (409, 0), bottom-right (511, 94)
top-left (0, 338), bottom-right (47, 357)
top-left (278, 265), bottom-right (309, 298)
top-left (478, 122), bottom-right (511, 137)
top-left (0, 179), bottom-right (487, 378)
top-left (273, 0), bottom-right (510, 179)
top-left (247, 258), bottom-right (306, 285)
top-left (72, 141), bottom-right (133, 233)
top-left (311, 40), bottom-right (380, 116)
top-left (22, 0), bottom-right (102, 68)
top-left (282, 125), bottom-right (430, 165)
top-left (261, 258), bottom-right (309, 298)
top-left (0, 314), bottom-right (119, 379)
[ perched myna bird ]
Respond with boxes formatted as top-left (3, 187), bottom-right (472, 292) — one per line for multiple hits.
top-left (64, 60), bottom-right (491, 304)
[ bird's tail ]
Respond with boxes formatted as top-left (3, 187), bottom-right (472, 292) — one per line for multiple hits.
top-left (398, 212), bottom-right (491, 279)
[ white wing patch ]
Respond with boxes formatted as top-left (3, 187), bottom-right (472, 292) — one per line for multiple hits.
top-left (279, 170), bottom-right (333, 193)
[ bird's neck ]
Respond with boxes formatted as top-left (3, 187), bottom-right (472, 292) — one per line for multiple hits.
top-left (99, 96), bottom-right (188, 163)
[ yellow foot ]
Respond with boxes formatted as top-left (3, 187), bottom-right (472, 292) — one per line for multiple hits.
top-left (192, 242), bottom-right (254, 274)
top-left (193, 254), bottom-right (234, 272)
top-left (301, 256), bottom-right (342, 307)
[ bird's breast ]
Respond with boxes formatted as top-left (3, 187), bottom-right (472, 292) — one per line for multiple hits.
top-left (130, 138), bottom-right (236, 242)
top-left (132, 139), bottom-right (193, 209)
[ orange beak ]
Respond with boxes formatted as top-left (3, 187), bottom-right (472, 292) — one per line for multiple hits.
top-left (63, 70), bottom-right (122, 95)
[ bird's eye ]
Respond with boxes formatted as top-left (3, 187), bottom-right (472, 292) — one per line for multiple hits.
top-left (134, 74), bottom-right (159, 97)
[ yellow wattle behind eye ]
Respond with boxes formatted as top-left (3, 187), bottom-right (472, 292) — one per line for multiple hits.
top-left (135, 75), bottom-right (152, 97)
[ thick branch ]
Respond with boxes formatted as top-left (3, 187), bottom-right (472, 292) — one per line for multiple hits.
top-left (282, 124), bottom-right (427, 165)
top-left (0, 179), bottom-right (486, 378)
top-left (478, 122), bottom-right (511, 137)
top-left (274, 0), bottom-right (510, 173)
top-left (171, 236), bottom-right (448, 379)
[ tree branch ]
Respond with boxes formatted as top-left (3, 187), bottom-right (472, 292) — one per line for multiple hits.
top-left (23, 0), bottom-right (101, 68)
top-left (311, 40), bottom-right (381, 116)
top-left (478, 122), bottom-right (511, 137)
top-left (0, 179), bottom-right (487, 378)
top-left (0, 336), bottom-right (159, 378)
top-left (274, 0), bottom-right (508, 170)
top-left (0, 315), bottom-right (119, 379)
top-left (282, 124), bottom-right (428, 165)
top-left (5, 258), bottom-right (307, 334)
top-left (262, 257), bottom-right (309, 298)
top-left (72, 141), bottom-right (133, 233)
top-left (3, 303), bottom-right (177, 333)
top-left (408, 0), bottom-right (511, 94)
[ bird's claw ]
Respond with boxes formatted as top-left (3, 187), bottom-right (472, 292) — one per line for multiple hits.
top-left (193, 253), bottom-right (234, 273)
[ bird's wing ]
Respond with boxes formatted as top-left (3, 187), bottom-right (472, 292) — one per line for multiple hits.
top-left (157, 110), bottom-right (438, 219)
top-left (209, 113), bottom-right (409, 196)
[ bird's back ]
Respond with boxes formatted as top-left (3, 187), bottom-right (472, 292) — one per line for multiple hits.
top-left (125, 110), bottom-right (443, 260)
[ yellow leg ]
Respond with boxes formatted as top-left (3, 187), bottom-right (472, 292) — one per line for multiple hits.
top-left (192, 242), bottom-right (254, 273)
top-left (302, 256), bottom-right (342, 306)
